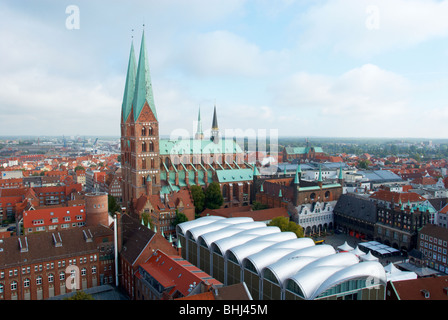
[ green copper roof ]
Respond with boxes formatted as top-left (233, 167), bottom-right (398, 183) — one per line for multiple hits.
top-left (216, 168), bottom-right (253, 183)
top-left (133, 30), bottom-right (157, 122)
top-left (318, 165), bottom-right (322, 182)
top-left (159, 138), bottom-right (243, 155)
top-left (285, 146), bottom-right (324, 155)
top-left (122, 41), bottom-right (136, 122)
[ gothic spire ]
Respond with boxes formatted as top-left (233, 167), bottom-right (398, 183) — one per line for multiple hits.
top-left (133, 30), bottom-right (157, 122)
top-left (122, 40), bottom-right (136, 122)
top-left (212, 104), bottom-right (219, 130)
top-left (195, 106), bottom-right (204, 140)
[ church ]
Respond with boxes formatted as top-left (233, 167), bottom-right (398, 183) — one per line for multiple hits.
top-left (120, 31), bottom-right (254, 217)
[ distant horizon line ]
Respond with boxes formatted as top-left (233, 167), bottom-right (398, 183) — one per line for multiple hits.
top-left (0, 135), bottom-right (445, 141)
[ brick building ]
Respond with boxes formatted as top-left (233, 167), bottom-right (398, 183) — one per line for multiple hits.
top-left (134, 249), bottom-right (222, 300)
top-left (254, 165), bottom-right (343, 236)
top-left (375, 202), bottom-right (431, 252)
top-left (133, 188), bottom-right (195, 236)
top-left (418, 224), bottom-right (448, 274)
top-left (120, 31), bottom-right (253, 215)
top-left (115, 212), bottom-right (178, 299)
top-left (22, 205), bottom-right (86, 234)
top-left (0, 225), bottom-right (114, 300)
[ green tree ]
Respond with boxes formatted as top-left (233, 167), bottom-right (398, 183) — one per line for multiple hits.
top-left (204, 182), bottom-right (224, 209)
top-left (172, 209), bottom-right (189, 228)
top-left (64, 290), bottom-right (94, 300)
top-left (141, 211), bottom-right (152, 228)
top-left (268, 216), bottom-right (304, 238)
top-left (252, 201), bottom-right (268, 211)
top-left (108, 195), bottom-right (120, 214)
top-left (190, 185), bottom-right (205, 213)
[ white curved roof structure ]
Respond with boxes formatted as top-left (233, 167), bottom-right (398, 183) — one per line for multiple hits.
top-left (287, 266), bottom-right (345, 300)
top-left (186, 217), bottom-right (254, 241)
top-left (286, 261), bottom-right (386, 300)
top-left (176, 215), bottom-right (224, 236)
top-left (226, 232), bottom-right (297, 265)
top-left (262, 245), bottom-right (336, 287)
top-left (243, 238), bottom-right (315, 275)
top-left (211, 226), bottom-right (281, 256)
top-left (198, 222), bottom-right (266, 248)
top-left (310, 261), bottom-right (387, 300)
top-left (299, 252), bottom-right (360, 272)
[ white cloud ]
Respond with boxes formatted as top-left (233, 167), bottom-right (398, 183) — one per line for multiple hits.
top-left (296, 0), bottom-right (448, 57)
top-left (173, 30), bottom-right (288, 77)
top-left (269, 64), bottom-right (416, 137)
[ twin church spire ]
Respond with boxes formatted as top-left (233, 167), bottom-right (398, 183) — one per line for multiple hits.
top-left (121, 30), bottom-right (220, 140)
top-left (121, 30), bottom-right (157, 123)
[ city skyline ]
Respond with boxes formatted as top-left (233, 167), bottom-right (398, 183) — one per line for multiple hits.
top-left (1, 0), bottom-right (448, 139)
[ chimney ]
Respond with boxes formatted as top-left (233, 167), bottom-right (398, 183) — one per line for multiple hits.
top-left (115, 212), bottom-right (123, 254)
top-left (114, 211), bottom-right (122, 287)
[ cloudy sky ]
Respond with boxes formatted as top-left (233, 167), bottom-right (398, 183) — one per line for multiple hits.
top-left (1, 0), bottom-right (448, 139)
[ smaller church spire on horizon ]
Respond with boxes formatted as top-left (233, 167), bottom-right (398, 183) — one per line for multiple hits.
top-left (211, 104), bottom-right (219, 143)
top-left (195, 106), bottom-right (204, 140)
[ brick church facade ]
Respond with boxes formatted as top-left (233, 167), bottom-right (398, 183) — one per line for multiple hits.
top-left (120, 31), bottom-right (253, 219)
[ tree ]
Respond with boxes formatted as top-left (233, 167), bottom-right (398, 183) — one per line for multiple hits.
top-left (190, 185), bottom-right (205, 213)
top-left (204, 182), bottom-right (224, 209)
top-left (252, 201), bottom-right (268, 211)
top-left (64, 290), bottom-right (94, 300)
top-left (268, 216), bottom-right (304, 238)
top-left (108, 195), bottom-right (120, 214)
top-left (172, 209), bottom-right (189, 228)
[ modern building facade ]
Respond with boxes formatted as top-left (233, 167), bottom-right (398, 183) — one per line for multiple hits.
top-left (176, 216), bottom-right (387, 300)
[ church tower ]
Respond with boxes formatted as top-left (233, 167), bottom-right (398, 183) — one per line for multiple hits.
top-left (121, 30), bottom-right (161, 211)
top-left (195, 107), bottom-right (204, 140)
top-left (211, 104), bottom-right (219, 143)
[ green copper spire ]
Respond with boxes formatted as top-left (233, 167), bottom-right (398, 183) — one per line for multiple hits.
top-left (338, 164), bottom-right (343, 180)
top-left (196, 106), bottom-right (204, 139)
top-left (122, 41), bottom-right (136, 122)
top-left (279, 188), bottom-right (282, 197)
top-left (133, 30), bottom-right (157, 122)
top-left (294, 165), bottom-right (300, 184)
top-left (253, 164), bottom-right (260, 177)
top-left (318, 164), bottom-right (322, 182)
top-left (260, 183), bottom-right (264, 192)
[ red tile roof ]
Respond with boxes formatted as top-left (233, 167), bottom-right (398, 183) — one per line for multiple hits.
top-left (22, 205), bottom-right (86, 229)
top-left (139, 250), bottom-right (221, 298)
top-left (370, 190), bottom-right (426, 203)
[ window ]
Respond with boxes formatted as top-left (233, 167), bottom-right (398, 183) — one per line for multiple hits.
top-left (11, 281), bottom-right (17, 291)
top-left (36, 276), bottom-right (42, 285)
top-left (92, 266), bottom-right (97, 274)
top-left (24, 278), bottom-right (30, 288)
top-left (59, 272), bottom-right (65, 281)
